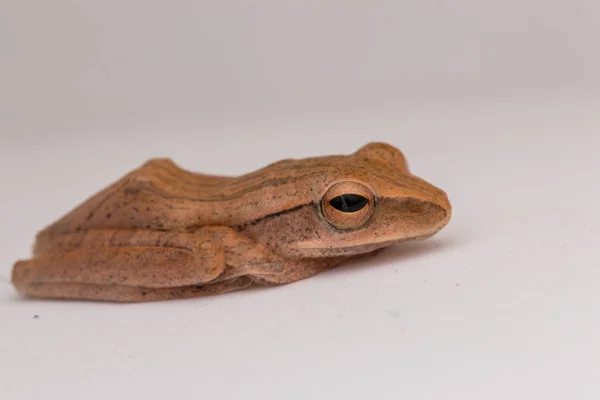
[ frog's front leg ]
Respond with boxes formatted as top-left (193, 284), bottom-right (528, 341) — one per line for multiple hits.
top-left (198, 226), bottom-right (286, 282)
top-left (12, 228), bottom-right (280, 302)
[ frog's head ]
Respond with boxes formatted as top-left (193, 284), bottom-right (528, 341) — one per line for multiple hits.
top-left (241, 142), bottom-right (451, 259)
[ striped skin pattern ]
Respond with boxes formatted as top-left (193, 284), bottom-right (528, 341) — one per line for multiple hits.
top-left (12, 143), bottom-right (451, 302)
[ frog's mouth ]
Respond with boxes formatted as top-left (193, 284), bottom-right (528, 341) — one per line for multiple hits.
top-left (295, 228), bottom-right (444, 258)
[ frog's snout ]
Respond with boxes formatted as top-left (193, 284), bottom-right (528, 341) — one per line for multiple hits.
top-left (376, 189), bottom-right (451, 240)
top-left (401, 197), bottom-right (450, 228)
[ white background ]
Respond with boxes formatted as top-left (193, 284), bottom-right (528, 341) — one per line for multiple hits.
top-left (1, 2), bottom-right (600, 399)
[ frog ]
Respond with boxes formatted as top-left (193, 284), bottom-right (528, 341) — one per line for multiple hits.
top-left (11, 142), bottom-right (451, 302)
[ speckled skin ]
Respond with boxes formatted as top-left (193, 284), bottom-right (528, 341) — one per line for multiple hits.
top-left (12, 143), bottom-right (451, 302)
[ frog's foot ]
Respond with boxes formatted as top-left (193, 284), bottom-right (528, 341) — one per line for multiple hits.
top-left (13, 228), bottom-right (280, 302)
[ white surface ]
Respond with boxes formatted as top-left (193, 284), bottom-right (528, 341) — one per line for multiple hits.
top-left (1, 2), bottom-right (600, 400)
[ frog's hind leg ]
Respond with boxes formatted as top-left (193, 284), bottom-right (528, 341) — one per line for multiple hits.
top-left (13, 276), bottom-right (253, 303)
top-left (12, 229), bottom-right (230, 302)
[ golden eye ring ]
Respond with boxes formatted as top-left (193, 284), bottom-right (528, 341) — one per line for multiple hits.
top-left (321, 181), bottom-right (375, 230)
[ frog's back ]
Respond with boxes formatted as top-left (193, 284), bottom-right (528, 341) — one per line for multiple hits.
top-left (37, 159), bottom-right (236, 241)
top-left (35, 146), bottom-right (402, 252)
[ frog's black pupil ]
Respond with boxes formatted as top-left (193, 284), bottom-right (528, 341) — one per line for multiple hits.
top-left (329, 194), bottom-right (368, 213)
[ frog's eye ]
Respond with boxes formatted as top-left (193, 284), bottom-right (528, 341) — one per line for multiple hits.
top-left (321, 182), bottom-right (375, 230)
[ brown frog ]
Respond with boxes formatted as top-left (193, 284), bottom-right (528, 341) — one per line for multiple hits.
top-left (12, 142), bottom-right (451, 302)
